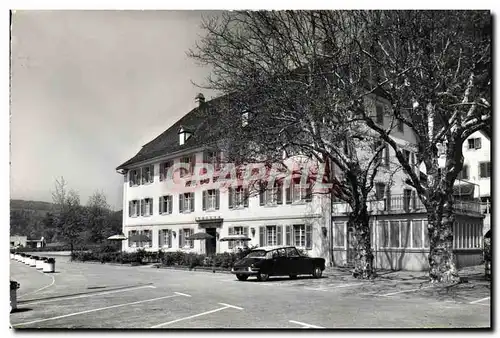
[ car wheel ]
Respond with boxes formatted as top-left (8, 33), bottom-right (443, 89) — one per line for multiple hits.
top-left (236, 274), bottom-right (248, 281)
top-left (257, 273), bottom-right (269, 282)
top-left (312, 266), bottom-right (323, 278)
top-left (289, 275), bottom-right (297, 279)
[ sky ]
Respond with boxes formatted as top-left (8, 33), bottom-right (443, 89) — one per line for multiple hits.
top-left (10, 10), bottom-right (218, 210)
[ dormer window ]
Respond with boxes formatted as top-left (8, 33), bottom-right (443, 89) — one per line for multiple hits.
top-left (178, 127), bottom-right (192, 146)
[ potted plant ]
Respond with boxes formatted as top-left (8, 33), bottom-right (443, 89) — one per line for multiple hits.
top-left (43, 257), bottom-right (56, 273)
top-left (24, 255), bottom-right (32, 265)
top-left (29, 255), bottom-right (38, 267)
top-left (35, 256), bottom-right (45, 270)
top-left (10, 280), bottom-right (20, 313)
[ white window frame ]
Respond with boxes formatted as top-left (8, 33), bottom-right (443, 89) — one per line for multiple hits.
top-left (182, 193), bottom-right (194, 213)
top-left (160, 229), bottom-right (172, 248)
top-left (266, 225), bottom-right (277, 246)
top-left (160, 195), bottom-right (172, 215)
top-left (234, 186), bottom-right (245, 207)
top-left (142, 198), bottom-right (153, 217)
top-left (182, 228), bottom-right (193, 249)
top-left (291, 181), bottom-right (307, 203)
top-left (264, 183), bottom-right (280, 205)
top-left (206, 189), bottom-right (217, 211)
top-left (293, 224), bottom-right (306, 248)
top-left (130, 200), bottom-right (139, 217)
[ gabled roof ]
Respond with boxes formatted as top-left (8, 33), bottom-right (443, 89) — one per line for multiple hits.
top-left (116, 95), bottom-right (230, 171)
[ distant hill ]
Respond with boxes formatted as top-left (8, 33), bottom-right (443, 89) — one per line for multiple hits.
top-left (10, 199), bottom-right (55, 213)
top-left (10, 199), bottom-right (123, 243)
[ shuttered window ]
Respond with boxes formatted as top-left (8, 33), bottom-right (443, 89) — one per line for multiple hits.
top-left (159, 196), bottom-right (173, 215)
top-left (203, 189), bottom-right (220, 211)
top-left (129, 200), bottom-right (139, 217)
top-left (179, 193), bottom-right (195, 213)
top-left (140, 198), bottom-right (153, 217)
top-left (158, 229), bottom-right (172, 248)
top-left (179, 228), bottom-right (194, 249)
top-left (160, 161), bottom-right (173, 181)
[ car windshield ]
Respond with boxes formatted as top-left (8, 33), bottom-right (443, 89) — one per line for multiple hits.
top-left (245, 250), bottom-right (267, 258)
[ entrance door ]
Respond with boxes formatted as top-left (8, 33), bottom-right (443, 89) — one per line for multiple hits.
top-left (205, 228), bottom-right (217, 256)
top-left (346, 228), bottom-right (356, 267)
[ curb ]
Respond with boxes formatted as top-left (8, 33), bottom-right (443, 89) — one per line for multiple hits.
top-left (68, 260), bottom-right (233, 274)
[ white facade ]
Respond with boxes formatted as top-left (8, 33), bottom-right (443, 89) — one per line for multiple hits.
top-left (121, 148), bottom-right (332, 263)
top-left (458, 130), bottom-right (491, 232)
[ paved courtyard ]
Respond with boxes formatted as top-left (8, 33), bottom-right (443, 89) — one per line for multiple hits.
top-left (10, 256), bottom-right (491, 329)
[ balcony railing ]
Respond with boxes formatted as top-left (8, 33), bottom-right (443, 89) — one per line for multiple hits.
top-left (332, 194), bottom-right (481, 215)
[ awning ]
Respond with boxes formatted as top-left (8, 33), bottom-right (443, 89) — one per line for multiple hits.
top-left (219, 235), bottom-right (251, 242)
top-left (107, 233), bottom-right (128, 240)
top-left (186, 232), bottom-right (214, 240)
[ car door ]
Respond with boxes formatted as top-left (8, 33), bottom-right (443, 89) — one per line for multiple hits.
top-left (271, 249), bottom-right (288, 276)
top-left (286, 247), bottom-right (303, 275)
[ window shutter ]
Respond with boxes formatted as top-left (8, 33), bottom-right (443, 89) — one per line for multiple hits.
top-left (129, 201), bottom-right (133, 217)
top-left (286, 226), bottom-right (291, 245)
top-left (244, 188), bottom-right (249, 207)
top-left (243, 227), bottom-right (249, 238)
top-left (476, 138), bottom-right (482, 149)
top-left (179, 194), bottom-right (183, 213)
top-left (276, 183), bottom-right (283, 204)
top-left (259, 226), bottom-right (265, 247)
top-left (168, 196), bottom-right (172, 214)
top-left (385, 144), bottom-right (390, 166)
top-left (202, 191), bottom-right (207, 211)
top-left (228, 227), bottom-right (234, 249)
top-left (259, 185), bottom-right (265, 206)
top-left (228, 187), bottom-right (234, 209)
top-left (149, 199), bottom-right (153, 215)
top-left (190, 194), bottom-right (195, 212)
top-left (203, 150), bottom-right (209, 164)
top-left (159, 163), bottom-right (164, 181)
top-left (305, 182), bottom-right (312, 202)
top-left (140, 200), bottom-right (144, 216)
top-left (159, 230), bottom-right (165, 247)
top-left (129, 172), bottom-right (133, 187)
top-left (306, 225), bottom-right (312, 249)
top-left (179, 229), bottom-right (184, 248)
top-left (277, 226), bottom-right (283, 245)
top-left (190, 229), bottom-right (194, 248)
top-left (286, 184), bottom-right (292, 204)
top-left (159, 197), bottom-right (163, 214)
top-left (215, 189), bottom-right (220, 210)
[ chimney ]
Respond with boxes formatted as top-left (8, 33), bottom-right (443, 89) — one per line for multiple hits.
top-left (195, 93), bottom-right (205, 107)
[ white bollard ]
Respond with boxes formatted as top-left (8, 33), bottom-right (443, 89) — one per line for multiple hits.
top-left (10, 281), bottom-right (19, 313)
top-left (35, 260), bottom-right (44, 270)
top-left (43, 259), bottom-right (55, 273)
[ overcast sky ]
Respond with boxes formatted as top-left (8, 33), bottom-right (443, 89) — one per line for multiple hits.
top-left (10, 10), bottom-right (218, 210)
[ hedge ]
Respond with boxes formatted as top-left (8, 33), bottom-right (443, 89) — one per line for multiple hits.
top-left (70, 246), bottom-right (258, 269)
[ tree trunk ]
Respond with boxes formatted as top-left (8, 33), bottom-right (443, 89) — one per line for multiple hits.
top-left (427, 193), bottom-right (460, 283)
top-left (349, 206), bottom-right (375, 279)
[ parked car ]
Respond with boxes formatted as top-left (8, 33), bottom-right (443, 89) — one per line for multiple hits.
top-left (231, 245), bottom-right (325, 281)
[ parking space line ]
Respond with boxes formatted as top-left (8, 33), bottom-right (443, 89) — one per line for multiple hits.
top-left (151, 303), bottom-right (242, 328)
top-left (289, 320), bottom-right (325, 329)
top-left (304, 282), bottom-right (364, 292)
top-left (174, 292), bottom-right (191, 297)
top-left (20, 285), bottom-right (156, 305)
top-left (18, 272), bottom-right (56, 299)
top-left (379, 285), bottom-right (433, 297)
top-left (12, 294), bottom-right (180, 327)
top-left (218, 303), bottom-right (243, 310)
top-left (470, 297), bottom-right (490, 304)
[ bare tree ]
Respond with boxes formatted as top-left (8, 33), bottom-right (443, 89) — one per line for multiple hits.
top-left (190, 11), bottom-right (398, 279)
top-left (51, 177), bottom-right (84, 252)
top-left (340, 10), bottom-right (491, 283)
